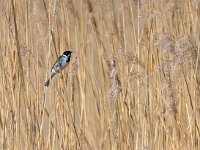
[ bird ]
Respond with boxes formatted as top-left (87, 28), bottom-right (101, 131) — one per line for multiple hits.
top-left (44, 50), bottom-right (72, 87)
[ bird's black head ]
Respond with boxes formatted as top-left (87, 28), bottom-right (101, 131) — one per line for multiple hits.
top-left (63, 51), bottom-right (72, 57)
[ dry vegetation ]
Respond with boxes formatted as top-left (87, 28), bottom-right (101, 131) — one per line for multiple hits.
top-left (0, 0), bottom-right (200, 149)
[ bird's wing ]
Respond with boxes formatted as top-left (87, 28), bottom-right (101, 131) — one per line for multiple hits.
top-left (51, 56), bottom-right (62, 73)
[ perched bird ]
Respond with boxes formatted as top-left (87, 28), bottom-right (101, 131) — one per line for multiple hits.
top-left (44, 51), bottom-right (72, 87)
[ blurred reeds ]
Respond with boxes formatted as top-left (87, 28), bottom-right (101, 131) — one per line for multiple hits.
top-left (0, 0), bottom-right (200, 149)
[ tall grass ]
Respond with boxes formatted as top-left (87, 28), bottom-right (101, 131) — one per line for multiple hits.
top-left (0, 0), bottom-right (199, 149)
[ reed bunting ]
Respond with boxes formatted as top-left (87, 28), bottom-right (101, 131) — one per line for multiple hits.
top-left (44, 51), bottom-right (72, 87)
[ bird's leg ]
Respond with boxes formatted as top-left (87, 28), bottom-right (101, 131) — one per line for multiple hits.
top-left (60, 74), bottom-right (64, 79)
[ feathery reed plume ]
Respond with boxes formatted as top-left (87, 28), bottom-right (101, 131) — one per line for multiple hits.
top-left (0, 0), bottom-right (6, 17)
top-left (170, 34), bottom-right (196, 82)
top-left (192, 0), bottom-right (200, 9)
top-left (68, 52), bottom-right (79, 79)
top-left (117, 50), bottom-right (145, 86)
top-left (154, 32), bottom-right (175, 54)
top-left (174, 34), bottom-right (196, 67)
top-left (164, 0), bottom-right (179, 14)
top-left (108, 55), bottom-right (121, 102)
top-left (155, 33), bottom-right (196, 117)
top-left (118, 50), bottom-right (145, 69)
top-left (154, 32), bottom-right (184, 145)
top-left (139, 26), bottom-right (149, 45)
top-left (154, 33), bottom-right (177, 117)
top-left (174, 34), bottom-right (198, 101)
top-left (42, 0), bottom-right (57, 55)
top-left (1, 0), bottom-right (199, 149)
top-left (48, 0), bottom-right (57, 30)
top-left (107, 55), bottom-right (121, 143)
top-left (77, 128), bottom-right (92, 150)
top-left (163, 65), bottom-right (177, 116)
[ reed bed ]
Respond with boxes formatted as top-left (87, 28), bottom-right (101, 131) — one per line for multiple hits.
top-left (0, 0), bottom-right (199, 149)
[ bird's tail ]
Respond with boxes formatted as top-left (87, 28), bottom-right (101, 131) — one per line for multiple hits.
top-left (44, 73), bottom-right (56, 87)
top-left (44, 79), bottom-right (50, 87)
